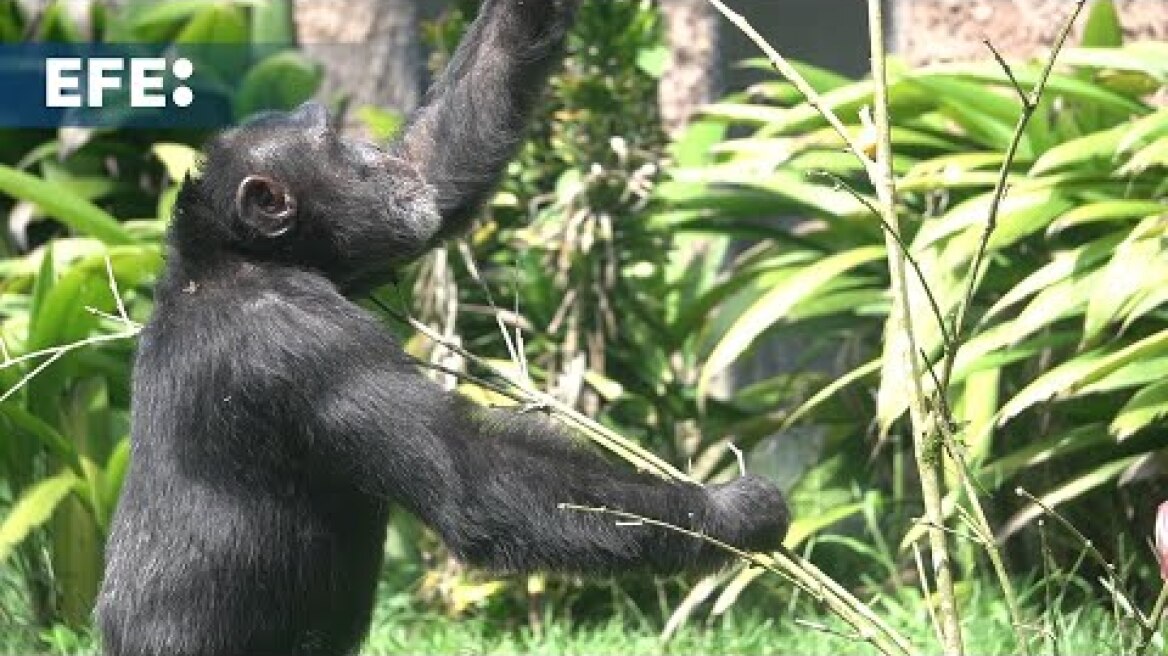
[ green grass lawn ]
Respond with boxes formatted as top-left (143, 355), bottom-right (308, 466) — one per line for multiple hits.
top-left (2, 582), bottom-right (1133, 655)
top-left (360, 600), bottom-right (1125, 655)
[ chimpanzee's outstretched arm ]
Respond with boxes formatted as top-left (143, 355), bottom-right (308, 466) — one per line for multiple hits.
top-left (392, 0), bottom-right (578, 240)
top-left (417, 398), bottom-right (790, 574)
top-left (308, 329), bottom-right (789, 574)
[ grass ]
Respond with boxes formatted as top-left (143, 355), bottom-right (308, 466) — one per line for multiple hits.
top-left (362, 610), bottom-right (1119, 655)
top-left (0, 577), bottom-right (1132, 655)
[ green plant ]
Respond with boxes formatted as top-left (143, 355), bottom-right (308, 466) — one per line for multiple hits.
top-left (657, 0), bottom-right (1168, 643)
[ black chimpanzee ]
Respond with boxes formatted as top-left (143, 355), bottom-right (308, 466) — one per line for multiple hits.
top-left (96, 1), bottom-right (790, 654)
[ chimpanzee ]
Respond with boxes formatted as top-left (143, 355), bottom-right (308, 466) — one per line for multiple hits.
top-left (96, 1), bottom-right (789, 654)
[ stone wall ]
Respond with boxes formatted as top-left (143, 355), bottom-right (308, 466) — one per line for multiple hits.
top-left (894, 0), bottom-right (1168, 66)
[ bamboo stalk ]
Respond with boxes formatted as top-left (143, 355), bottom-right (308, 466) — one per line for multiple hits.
top-left (865, 2), bottom-right (962, 654)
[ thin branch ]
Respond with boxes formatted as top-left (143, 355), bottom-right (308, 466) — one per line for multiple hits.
top-left (811, 169), bottom-right (952, 349)
top-left (404, 355), bottom-right (530, 407)
top-left (1136, 581), bottom-right (1168, 656)
top-left (918, 348), bottom-right (955, 425)
top-left (727, 442), bottom-right (746, 477)
top-left (104, 254), bottom-right (132, 328)
top-left (1015, 487), bottom-right (1148, 634)
top-left (912, 541), bottom-right (945, 649)
top-left (372, 296), bottom-right (689, 482)
top-left (458, 241), bottom-right (527, 378)
top-left (793, 618), bottom-right (865, 643)
top-left (561, 503), bottom-right (916, 656)
top-left (1038, 520), bottom-right (1060, 656)
top-left (983, 40), bottom-right (1026, 103)
top-left (704, 0), bottom-right (875, 176)
top-left (864, 1), bottom-right (962, 653)
top-left (938, 0), bottom-right (1086, 396)
top-left (0, 330), bottom-right (138, 405)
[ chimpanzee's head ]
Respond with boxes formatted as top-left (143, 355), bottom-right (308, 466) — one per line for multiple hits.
top-left (173, 102), bottom-right (440, 289)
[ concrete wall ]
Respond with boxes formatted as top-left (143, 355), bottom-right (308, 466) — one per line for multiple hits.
top-left (719, 0), bottom-right (873, 92)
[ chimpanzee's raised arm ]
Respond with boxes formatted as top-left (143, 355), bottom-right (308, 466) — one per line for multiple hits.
top-left (392, 0), bottom-right (579, 241)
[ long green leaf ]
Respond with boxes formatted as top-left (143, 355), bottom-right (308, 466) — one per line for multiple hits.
top-left (1083, 238), bottom-right (1163, 343)
top-left (100, 438), bottom-right (132, 528)
top-left (979, 424), bottom-right (1111, 489)
top-left (1071, 328), bottom-right (1168, 392)
top-left (909, 75), bottom-right (1023, 150)
top-left (0, 166), bottom-right (131, 245)
top-left (1046, 200), bottom-right (1164, 234)
top-left (915, 63), bottom-right (1144, 116)
top-left (697, 247), bottom-right (885, 400)
top-left (988, 194), bottom-right (1074, 249)
top-left (1117, 135), bottom-right (1168, 175)
top-left (0, 472), bottom-right (79, 564)
top-left (1000, 456), bottom-right (1140, 539)
top-left (1111, 380), bottom-right (1168, 440)
top-left (1000, 329), bottom-right (1168, 423)
top-left (0, 404), bottom-right (81, 474)
top-left (982, 234), bottom-right (1121, 321)
top-left (782, 359), bottom-right (881, 430)
top-left (1030, 126), bottom-right (1125, 175)
top-left (998, 351), bottom-right (1106, 425)
top-left (1081, 0), bottom-right (1122, 48)
top-left (915, 188), bottom-right (1069, 251)
top-left (1058, 46), bottom-right (1168, 81)
top-left (1076, 355), bottom-right (1168, 397)
top-left (1117, 109), bottom-right (1168, 153)
top-left (961, 368), bottom-right (1000, 464)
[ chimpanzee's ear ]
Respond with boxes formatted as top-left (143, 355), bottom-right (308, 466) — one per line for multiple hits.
top-left (235, 175), bottom-right (297, 238)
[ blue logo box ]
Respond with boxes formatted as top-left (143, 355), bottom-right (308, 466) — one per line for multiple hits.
top-left (0, 43), bottom-right (265, 128)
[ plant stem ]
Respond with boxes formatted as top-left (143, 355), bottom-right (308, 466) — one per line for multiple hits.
top-left (562, 503), bottom-right (916, 656)
top-left (865, 3), bottom-right (962, 654)
top-left (1136, 580), bottom-right (1168, 656)
top-left (946, 441), bottom-right (1030, 654)
top-left (936, 0), bottom-right (1086, 395)
top-left (704, 0), bottom-right (875, 176)
top-left (375, 297), bottom-right (690, 482)
top-left (918, 7), bottom-right (1083, 653)
top-left (1015, 487), bottom-right (1148, 635)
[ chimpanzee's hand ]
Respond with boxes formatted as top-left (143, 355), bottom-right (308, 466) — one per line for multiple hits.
top-left (495, 0), bottom-right (580, 41)
top-left (706, 475), bottom-right (790, 553)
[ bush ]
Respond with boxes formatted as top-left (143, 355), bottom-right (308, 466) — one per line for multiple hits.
top-left (654, 4), bottom-right (1168, 605)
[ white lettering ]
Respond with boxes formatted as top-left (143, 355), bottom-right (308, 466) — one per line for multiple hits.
top-left (45, 58), bottom-right (82, 108)
top-left (131, 58), bottom-right (166, 108)
top-left (87, 58), bottom-right (123, 108)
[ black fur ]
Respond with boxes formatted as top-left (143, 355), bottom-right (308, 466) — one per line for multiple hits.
top-left (97, 2), bottom-right (789, 654)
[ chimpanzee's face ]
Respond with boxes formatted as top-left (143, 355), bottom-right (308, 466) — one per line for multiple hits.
top-left (186, 102), bottom-right (440, 288)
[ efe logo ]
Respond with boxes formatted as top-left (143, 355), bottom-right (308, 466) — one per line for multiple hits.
top-left (45, 57), bottom-right (194, 109)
